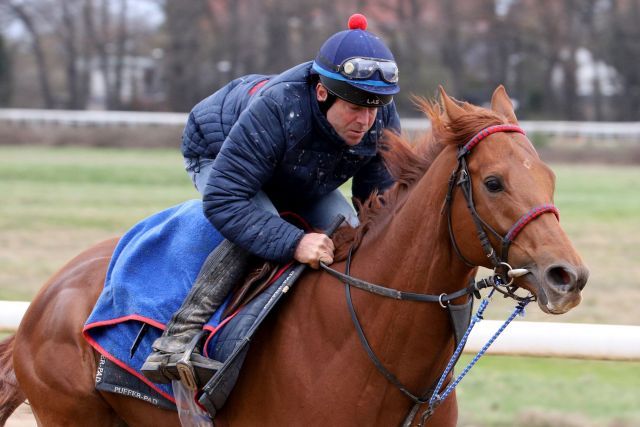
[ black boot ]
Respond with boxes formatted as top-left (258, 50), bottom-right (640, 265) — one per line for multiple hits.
top-left (141, 239), bottom-right (251, 388)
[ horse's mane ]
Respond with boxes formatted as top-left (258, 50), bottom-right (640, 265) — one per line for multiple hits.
top-left (333, 95), bottom-right (508, 259)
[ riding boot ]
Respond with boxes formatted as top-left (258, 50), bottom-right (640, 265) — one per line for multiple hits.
top-left (141, 239), bottom-right (251, 387)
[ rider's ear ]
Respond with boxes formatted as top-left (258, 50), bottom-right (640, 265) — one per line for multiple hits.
top-left (491, 85), bottom-right (519, 124)
top-left (439, 86), bottom-right (466, 122)
top-left (316, 83), bottom-right (328, 102)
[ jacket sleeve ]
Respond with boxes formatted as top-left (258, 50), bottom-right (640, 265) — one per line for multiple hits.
top-left (351, 102), bottom-right (401, 203)
top-left (202, 95), bottom-right (305, 263)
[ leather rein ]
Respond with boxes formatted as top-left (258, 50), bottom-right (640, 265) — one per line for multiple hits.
top-left (319, 124), bottom-right (561, 421)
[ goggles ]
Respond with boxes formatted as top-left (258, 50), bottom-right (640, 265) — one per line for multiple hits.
top-left (338, 57), bottom-right (399, 84)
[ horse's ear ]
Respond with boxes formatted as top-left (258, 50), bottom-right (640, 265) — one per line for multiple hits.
top-left (439, 86), bottom-right (466, 122)
top-left (491, 85), bottom-right (518, 124)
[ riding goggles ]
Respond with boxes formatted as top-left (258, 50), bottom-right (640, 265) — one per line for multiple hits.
top-left (338, 57), bottom-right (399, 83)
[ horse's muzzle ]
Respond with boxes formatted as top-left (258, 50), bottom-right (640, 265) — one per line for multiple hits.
top-left (527, 263), bottom-right (589, 314)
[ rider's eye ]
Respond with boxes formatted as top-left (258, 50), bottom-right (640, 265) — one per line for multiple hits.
top-left (484, 176), bottom-right (504, 193)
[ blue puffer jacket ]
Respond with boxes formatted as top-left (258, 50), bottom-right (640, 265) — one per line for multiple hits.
top-left (181, 62), bottom-right (401, 263)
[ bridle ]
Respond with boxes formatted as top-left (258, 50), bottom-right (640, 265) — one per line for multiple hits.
top-left (319, 123), bottom-right (560, 424)
top-left (445, 124), bottom-right (559, 299)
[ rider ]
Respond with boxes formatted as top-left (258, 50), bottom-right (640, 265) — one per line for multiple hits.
top-left (141, 13), bottom-right (401, 386)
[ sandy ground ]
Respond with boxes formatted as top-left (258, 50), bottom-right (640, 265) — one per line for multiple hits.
top-left (5, 404), bottom-right (36, 427)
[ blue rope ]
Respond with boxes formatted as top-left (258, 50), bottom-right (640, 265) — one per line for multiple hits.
top-left (426, 286), bottom-right (532, 415)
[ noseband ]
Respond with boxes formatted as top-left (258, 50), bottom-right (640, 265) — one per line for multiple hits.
top-left (445, 124), bottom-right (559, 298)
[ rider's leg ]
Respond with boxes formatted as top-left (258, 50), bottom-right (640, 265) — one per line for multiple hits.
top-left (141, 159), bottom-right (278, 384)
top-left (140, 237), bottom-right (252, 384)
top-left (295, 189), bottom-right (359, 230)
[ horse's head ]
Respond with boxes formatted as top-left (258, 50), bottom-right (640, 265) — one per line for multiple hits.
top-left (437, 86), bottom-right (589, 314)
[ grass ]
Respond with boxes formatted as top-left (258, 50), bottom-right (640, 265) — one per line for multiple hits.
top-left (457, 355), bottom-right (640, 426)
top-left (0, 146), bottom-right (199, 299)
top-left (0, 146), bottom-right (196, 232)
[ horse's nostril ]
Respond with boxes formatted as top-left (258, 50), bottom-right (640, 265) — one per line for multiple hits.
top-left (547, 266), bottom-right (572, 286)
top-left (576, 267), bottom-right (589, 290)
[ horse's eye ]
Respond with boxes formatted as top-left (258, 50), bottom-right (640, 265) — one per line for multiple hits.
top-left (484, 176), bottom-right (504, 193)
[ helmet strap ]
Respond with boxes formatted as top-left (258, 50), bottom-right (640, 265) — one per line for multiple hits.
top-left (319, 92), bottom-right (337, 116)
top-left (315, 79), bottom-right (338, 116)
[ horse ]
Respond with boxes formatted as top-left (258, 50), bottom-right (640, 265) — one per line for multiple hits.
top-left (0, 86), bottom-right (588, 426)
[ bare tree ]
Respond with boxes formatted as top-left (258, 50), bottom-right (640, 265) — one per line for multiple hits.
top-left (0, 33), bottom-right (11, 105)
top-left (605, 0), bottom-right (640, 120)
top-left (58, 0), bottom-right (83, 108)
top-left (113, 0), bottom-right (128, 109)
top-left (164, 0), bottom-right (209, 111)
top-left (2, 0), bottom-right (56, 107)
top-left (437, 0), bottom-right (464, 95)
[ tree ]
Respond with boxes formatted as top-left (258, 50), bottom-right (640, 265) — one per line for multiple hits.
top-left (2, 0), bottom-right (56, 108)
top-left (0, 33), bottom-right (11, 106)
top-left (603, 0), bottom-right (640, 120)
top-left (164, 0), bottom-right (209, 111)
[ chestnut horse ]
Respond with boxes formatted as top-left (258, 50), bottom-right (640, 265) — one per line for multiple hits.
top-left (0, 86), bottom-right (588, 426)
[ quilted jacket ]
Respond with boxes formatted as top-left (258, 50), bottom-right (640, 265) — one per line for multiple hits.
top-left (181, 61), bottom-right (401, 262)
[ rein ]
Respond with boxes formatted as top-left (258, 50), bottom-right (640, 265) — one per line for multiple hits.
top-left (319, 124), bottom-right (560, 425)
top-left (321, 251), bottom-right (497, 405)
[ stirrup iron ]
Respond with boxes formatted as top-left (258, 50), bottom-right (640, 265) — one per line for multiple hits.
top-left (176, 330), bottom-right (207, 390)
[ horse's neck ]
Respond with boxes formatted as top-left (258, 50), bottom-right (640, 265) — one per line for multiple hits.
top-left (326, 149), bottom-right (475, 393)
top-left (356, 149), bottom-right (472, 294)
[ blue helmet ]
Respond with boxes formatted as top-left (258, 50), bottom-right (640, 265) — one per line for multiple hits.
top-left (312, 14), bottom-right (399, 107)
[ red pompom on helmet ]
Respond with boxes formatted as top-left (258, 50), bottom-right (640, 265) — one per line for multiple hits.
top-left (348, 13), bottom-right (367, 31)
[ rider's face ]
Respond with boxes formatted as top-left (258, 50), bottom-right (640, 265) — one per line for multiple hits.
top-left (316, 84), bottom-right (378, 146)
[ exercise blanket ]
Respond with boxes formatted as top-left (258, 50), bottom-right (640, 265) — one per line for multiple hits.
top-left (83, 199), bottom-right (229, 402)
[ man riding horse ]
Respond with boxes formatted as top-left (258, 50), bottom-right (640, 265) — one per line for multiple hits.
top-left (141, 14), bottom-right (402, 387)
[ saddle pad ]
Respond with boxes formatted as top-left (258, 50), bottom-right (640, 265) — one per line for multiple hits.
top-left (83, 199), bottom-right (296, 404)
top-left (95, 354), bottom-right (176, 411)
top-left (83, 199), bottom-right (227, 401)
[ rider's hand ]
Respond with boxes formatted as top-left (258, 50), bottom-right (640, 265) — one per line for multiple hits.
top-left (294, 233), bottom-right (335, 269)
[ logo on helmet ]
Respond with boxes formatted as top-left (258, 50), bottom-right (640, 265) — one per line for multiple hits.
top-left (366, 98), bottom-right (381, 105)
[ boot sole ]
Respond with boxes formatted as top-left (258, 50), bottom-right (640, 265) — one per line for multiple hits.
top-left (141, 353), bottom-right (223, 386)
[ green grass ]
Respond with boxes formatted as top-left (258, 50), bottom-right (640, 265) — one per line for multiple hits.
top-left (457, 355), bottom-right (640, 426)
top-left (553, 164), bottom-right (640, 223)
top-left (0, 146), bottom-right (197, 232)
top-left (0, 146), bottom-right (199, 300)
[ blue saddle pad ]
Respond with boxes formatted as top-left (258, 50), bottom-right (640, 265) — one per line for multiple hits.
top-left (83, 199), bottom-right (274, 403)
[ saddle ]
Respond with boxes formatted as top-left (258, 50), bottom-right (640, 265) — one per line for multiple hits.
top-left (224, 260), bottom-right (281, 318)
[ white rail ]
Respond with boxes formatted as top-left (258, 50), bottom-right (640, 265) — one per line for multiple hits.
top-left (0, 301), bottom-right (30, 331)
top-left (0, 109), bottom-right (187, 127)
top-left (465, 320), bottom-right (640, 361)
top-left (1, 301), bottom-right (638, 360)
top-left (2, 109), bottom-right (640, 138)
